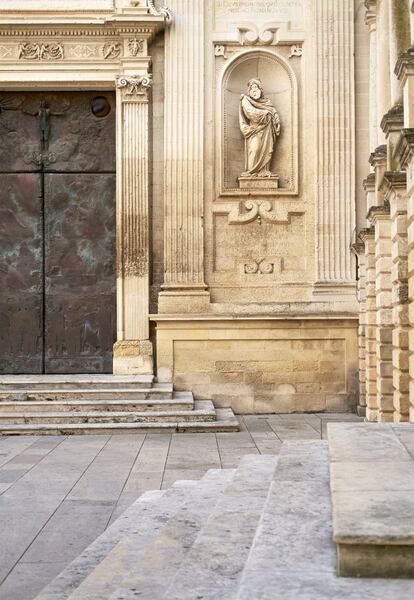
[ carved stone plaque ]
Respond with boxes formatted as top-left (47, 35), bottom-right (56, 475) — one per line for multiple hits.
top-left (214, 0), bottom-right (304, 29)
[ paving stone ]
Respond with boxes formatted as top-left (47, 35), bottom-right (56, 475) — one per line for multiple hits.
top-left (0, 561), bottom-right (67, 600)
top-left (35, 489), bottom-right (168, 599)
top-left (0, 436), bottom-right (108, 583)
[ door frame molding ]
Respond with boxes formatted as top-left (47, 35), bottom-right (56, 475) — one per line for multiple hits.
top-left (0, 6), bottom-right (169, 375)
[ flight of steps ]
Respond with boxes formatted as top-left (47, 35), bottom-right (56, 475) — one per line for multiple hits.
top-left (34, 430), bottom-right (414, 600)
top-left (0, 375), bottom-right (239, 434)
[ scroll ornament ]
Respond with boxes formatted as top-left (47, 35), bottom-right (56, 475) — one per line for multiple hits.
top-left (116, 75), bottom-right (153, 97)
top-left (147, 0), bottom-right (172, 21)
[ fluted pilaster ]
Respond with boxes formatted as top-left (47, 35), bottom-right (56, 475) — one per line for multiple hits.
top-left (113, 75), bottom-right (153, 374)
top-left (159, 0), bottom-right (208, 312)
top-left (314, 0), bottom-right (355, 289)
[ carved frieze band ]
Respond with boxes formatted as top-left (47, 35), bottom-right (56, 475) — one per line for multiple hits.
top-left (0, 35), bottom-right (150, 62)
top-left (213, 200), bottom-right (304, 225)
top-left (116, 75), bottom-right (152, 101)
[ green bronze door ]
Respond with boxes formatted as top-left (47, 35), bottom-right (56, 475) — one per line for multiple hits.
top-left (0, 92), bottom-right (116, 373)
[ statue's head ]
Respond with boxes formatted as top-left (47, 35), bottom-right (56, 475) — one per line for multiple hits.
top-left (247, 79), bottom-right (263, 101)
top-left (40, 100), bottom-right (49, 109)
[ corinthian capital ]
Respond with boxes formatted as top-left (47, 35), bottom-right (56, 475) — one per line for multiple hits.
top-left (116, 75), bottom-right (153, 101)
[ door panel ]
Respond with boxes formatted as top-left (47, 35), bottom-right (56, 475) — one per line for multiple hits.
top-left (0, 173), bottom-right (43, 373)
top-left (0, 95), bottom-right (39, 172)
top-left (44, 173), bottom-right (116, 373)
top-left (0, 91), bottom-right (116, 374)
top-left (44, 91), bottom-right (116, 173)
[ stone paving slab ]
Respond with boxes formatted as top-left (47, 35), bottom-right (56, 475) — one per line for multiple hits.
top-left (0, 413), bottom-right (362, 598)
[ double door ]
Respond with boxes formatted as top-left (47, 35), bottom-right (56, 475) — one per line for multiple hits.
top-left (0, 92), bottom-right (116, 373)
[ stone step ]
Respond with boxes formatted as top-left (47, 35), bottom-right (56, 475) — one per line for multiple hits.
top-left (164, 454), bottom-right (278, 600)
top-left (35, 481), bottom-right (197, 600)
top-left (0, 408), bottom-right (239, 434)
top-left (0, 392), bottom-right (194, 413)
top-left (0, 384), bottom-right (174, 402)
top-left (0, 400), bottom-right (216, 424)
top-left (37, 470), bottom-right (235, 600)
top-left (328, 422), bottom-right (414, 579)
top-left (236, 441), bottom-right (414, 599)
top-left (0, 374), bottom-right (154, 390)
top-left (106, 470), bottom-right (236, 599)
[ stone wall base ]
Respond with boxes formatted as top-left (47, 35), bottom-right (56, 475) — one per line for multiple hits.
top-left (113, 340), bottom-right (153, 375)
top-left (153, 316), bottom-right (358, 414)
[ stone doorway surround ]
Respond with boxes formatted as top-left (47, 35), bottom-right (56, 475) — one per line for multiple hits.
top-left (0, 3), bottom-right (170, 376)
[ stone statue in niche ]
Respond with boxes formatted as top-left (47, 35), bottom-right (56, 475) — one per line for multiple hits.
top-left (239, 78), bottom-right (281, 189)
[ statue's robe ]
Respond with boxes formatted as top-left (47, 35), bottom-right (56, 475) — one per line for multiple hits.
top-left (239, 94), bottom-right (280, 176)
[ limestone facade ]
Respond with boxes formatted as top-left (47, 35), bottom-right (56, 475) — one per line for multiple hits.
top-left (355, 0), bottom-right (414, 423)
top-left (0, 0), bottom-right (373, 414)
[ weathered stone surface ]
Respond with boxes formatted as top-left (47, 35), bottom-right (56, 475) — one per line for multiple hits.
top-left (329, 423), bottom-right (414, 577)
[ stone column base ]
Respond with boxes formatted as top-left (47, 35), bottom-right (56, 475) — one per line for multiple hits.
top-left (158, 290), bottom-right (211, 314)
top-left (113, 340), bottom-right (153, 375)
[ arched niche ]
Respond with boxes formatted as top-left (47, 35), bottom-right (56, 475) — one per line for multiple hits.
top-left (219, 49), bottom-right (298, 195)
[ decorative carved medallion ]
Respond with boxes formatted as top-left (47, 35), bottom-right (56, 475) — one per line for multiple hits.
top-left (244, 259), bottom-right (274, 275)
top-left (102, 41), bottom-right (121, 60)
top-left (128, 38), bottom-right (144, 57)
top-left (116, 75), bottom-right (153, 98)
top-left (18, 42), bottom-right (64, 60)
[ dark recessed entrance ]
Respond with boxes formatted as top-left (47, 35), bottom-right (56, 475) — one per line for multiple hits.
top-left (0, 92), bottom-right (116, 374)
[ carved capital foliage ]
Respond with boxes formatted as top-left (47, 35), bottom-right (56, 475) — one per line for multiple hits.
top-left (116, 75), bottom-right (152, 101)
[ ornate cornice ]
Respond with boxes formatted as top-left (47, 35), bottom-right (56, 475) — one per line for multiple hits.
top-left (369, 144), bottom-right (387, 167)
top-left (380, 104), bottom-right (403, 136)
top-left (367, 201), bottom-right (390, 224)
top-left (394, 128), bottom-right (414, 168)
top-left (351, 241), bottom-right (365, 256)
top-left (364, 0), bottom-right (377, 27)
top-left (363, 172), bottom-right (376, 192)
top-left (358, 227), bottom-right (375, 243)
top-left (379, 172), bottom-right (407, 202)
top-left (395, 46), bottom-right (414, 83)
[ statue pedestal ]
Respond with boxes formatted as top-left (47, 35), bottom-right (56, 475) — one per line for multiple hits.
top-left (238, 175), bottom-right (279, 190)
